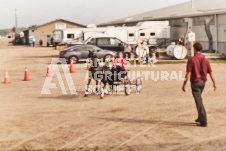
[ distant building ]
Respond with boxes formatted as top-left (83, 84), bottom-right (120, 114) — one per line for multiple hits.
top-left (24, 19), bottom-right (85, 46)
top-left (99, 0), bottom-right (226, 54)
top-left (6, 32), bottom-right (15, 39)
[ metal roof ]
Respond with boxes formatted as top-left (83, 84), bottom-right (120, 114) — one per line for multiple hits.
top-left (99, 0), bottom-right (226, 26)
top-left (37, 19), bottom-right (86, 28)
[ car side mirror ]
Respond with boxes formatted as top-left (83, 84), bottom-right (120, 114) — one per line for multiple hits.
top-left (96, 50), bottom-right (101, 52)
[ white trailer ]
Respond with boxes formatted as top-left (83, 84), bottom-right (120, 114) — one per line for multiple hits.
top-left (53, 21), bottom-right (170, 48)
top-left (53, 28), bottom-right (84, 44)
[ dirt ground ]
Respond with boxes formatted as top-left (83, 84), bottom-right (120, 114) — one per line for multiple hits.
top-left (0, 44), bottom-right (226, 151)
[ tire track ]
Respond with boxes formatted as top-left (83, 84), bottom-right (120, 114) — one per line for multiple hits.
top-left (111, 110), bottom-right (192, 151)
top-left (58, 110), bottom-right (146, 150)
top-left (111, 99), bottom-right (226, 151)
top-left (165, 134), bottom-right (226, 151)
top-left (6, 100), bottom-right (90, 150)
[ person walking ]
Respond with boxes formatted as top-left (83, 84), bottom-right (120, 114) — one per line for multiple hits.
top-left (39, 39), bottom-right (43, 46)
top-left (182, 42), bottom-right (216, 127)
top-left (33, 37), bottom-right (36, 47)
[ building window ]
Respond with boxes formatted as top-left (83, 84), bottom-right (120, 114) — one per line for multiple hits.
top-left (67, 34), bottom-right (74, 39)
top-left (140, 33), bottom-right (145, 36)
top-left (150, 32), bottom-right (156, 36)
top-left (129, 33), bottom-right (134, 37)
top-left (55, 23), bottom-right (66, 29)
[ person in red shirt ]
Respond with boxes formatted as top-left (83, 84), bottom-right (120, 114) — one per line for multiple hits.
top-left (114, 52), bottom-right (126, 70)
top-left (182, 42), bottom-right (216, 127)
top-left (111, 52), bottom-right (126, 81)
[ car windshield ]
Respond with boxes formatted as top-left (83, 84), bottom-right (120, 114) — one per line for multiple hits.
top-left (110, 38), bottom-right (121, 46)
top-left (84, 37), bottom-right (91, 44)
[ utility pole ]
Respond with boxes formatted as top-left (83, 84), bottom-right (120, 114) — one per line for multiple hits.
top-left (15, 8), bottom-right (17, 33)
top-left (191, 0), bottom-right (195, 9)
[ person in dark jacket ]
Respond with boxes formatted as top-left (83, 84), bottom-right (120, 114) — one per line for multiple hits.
top-left (39, 39), bottom-right (43, 46)
top-left (182, 42), bottom-right (216, 127)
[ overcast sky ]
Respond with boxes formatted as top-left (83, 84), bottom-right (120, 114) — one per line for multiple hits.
top-left (0, 0), bottom-right (190, 29)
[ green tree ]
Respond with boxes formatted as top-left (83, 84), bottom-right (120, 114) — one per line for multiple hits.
top-left (12, 26), bottom-right (16, 32)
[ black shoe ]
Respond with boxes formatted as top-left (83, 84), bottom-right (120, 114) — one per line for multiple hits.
top-left (195, 118), bottom-right (201, 123)
top-left (197, 123), bottom-right (207, 127)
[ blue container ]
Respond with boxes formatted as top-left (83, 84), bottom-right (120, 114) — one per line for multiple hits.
top-left (29, 37), bottom-right (34, 46)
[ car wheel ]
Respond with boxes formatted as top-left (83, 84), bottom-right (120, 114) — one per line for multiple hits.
top-left (47, 43), bottom-right (49, 47)
top-left (136, 77), bottom-right (142, 93)
top-left (124, 80), bottom-right (131, 96)
top-left (104, 54), bottom-right (112, 62)
top-left (68, 56), bottom-right (78, 64)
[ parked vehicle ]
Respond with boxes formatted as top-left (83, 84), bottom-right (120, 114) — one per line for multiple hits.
top-left (47, 34), bottom-right (54, 47)
top-left (72, 36), bottom-right (126, 52)
top-left (59, 44), bottom-right (118, 64)
top-left (53, 21), bottom-right (170, 52)
top-left (12, 34), bottom-right (24, 45)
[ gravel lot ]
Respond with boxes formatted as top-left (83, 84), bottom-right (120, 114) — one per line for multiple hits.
top-left (0, 44), bottom-right (226, 151)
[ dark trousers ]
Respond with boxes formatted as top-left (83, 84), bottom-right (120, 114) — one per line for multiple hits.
top-left (191, 80), bottom-right (207, 124)
top-left (110, 67), bottom-right (126, 82)
top-left (124, 52), bottom-right (131, 59)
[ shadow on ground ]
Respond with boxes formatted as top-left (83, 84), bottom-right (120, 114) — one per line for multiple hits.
top-left (92, 117), bottom-right (197, 127)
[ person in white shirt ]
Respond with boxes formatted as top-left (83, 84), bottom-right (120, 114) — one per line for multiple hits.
top-left (124, 44), bottom-right (132, 60)
top-left (141, 41), bottom-right (149, 64)
top-left (33, 38), bottom-right (36, 47)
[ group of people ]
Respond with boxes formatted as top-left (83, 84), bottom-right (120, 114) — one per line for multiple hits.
top-left (112, 42), bottom-right (217, 128)
top-left (30, 37), bottom-right (44, 47)
top-left (123, 42), bottom-right (157, 66)
top-left (123, 40), bottom-right (217, 128)
top-left (87, 41), bottom-right (217, 127)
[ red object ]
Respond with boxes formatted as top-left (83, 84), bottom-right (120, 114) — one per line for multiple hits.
top-left (187, 53), bottom-right (212, 82)
top-left (46, 65), bottom-right (51, 77)
top-left (3, 69), bottom-right (10, 84)
top-left (87, 64), bottom-right (91, 70)
top-left (24, 67), bottom-right (30, 81)
top-left (70, 60), bottom-right (75, 73)
top-left (115, 58), bottom-right (126, 70)
top-left (87, 60), bottom-right (91, 70)
top-left (60, 51), bottom-right (66, 55)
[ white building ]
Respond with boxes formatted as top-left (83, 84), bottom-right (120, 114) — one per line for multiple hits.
top-left (99, 0), bottom-right (226, 55)
top-left (6, 32), bottom-right (15, 39)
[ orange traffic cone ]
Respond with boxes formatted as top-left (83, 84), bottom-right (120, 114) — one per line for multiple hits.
top-left (24, 67), bottom-right (30, 81)
top-left (46, 65), bottom-right (51, 77)
top-left (3, 69), bottom-right (10, 84)
top-left (70, 60), bottom-right (74, 73)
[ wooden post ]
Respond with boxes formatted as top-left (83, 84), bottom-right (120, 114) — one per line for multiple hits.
top-left (191, 41), bottom-right (194, 56)
top-left (138, 34), bottom-right (141, 63)
top-left (188, 31), bottom-right (196, 57)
